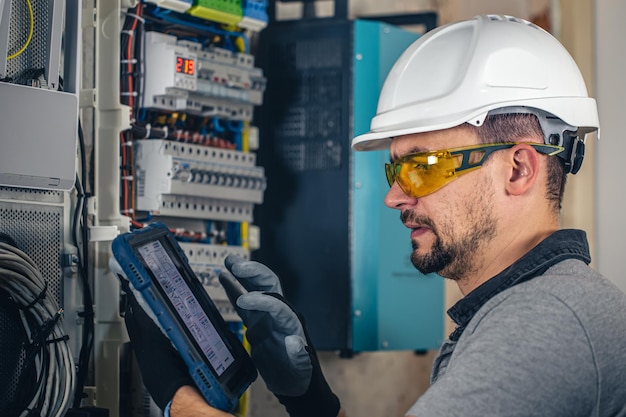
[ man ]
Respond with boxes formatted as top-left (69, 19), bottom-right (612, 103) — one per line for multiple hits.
top-left (123, 15), bottom-right (626, 417)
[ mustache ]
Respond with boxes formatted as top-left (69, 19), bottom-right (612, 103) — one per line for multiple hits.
top-left (400, 210), bottom-right (436, 230)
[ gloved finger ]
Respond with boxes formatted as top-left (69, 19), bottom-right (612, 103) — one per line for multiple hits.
top-left (284, 335), bottom-right (313, 379)
top-left (218, 270), bottom-right (246, 309)
top-left (236, 292), bottom-right (306, 341)
top-left (224, 254), bottom-right (283, 294)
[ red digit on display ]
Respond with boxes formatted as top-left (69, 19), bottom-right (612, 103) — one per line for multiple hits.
top-left (186, 59), bottom-right (194, 75)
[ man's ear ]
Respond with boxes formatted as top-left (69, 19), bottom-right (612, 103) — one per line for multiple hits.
top-left (506, 144), bottom-right (540, 196)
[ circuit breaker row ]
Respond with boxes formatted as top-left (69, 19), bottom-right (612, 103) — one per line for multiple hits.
top-left (134, 140), bottom-right (266, 219)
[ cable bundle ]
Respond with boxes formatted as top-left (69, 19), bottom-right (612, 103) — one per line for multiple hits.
top-left (0, 240), bottom-right (75, 417)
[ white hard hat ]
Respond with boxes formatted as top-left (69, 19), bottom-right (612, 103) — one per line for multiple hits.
top-left (352, 14), bottom-right (599, 153)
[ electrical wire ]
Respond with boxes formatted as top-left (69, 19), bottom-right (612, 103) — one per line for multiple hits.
top-left (70, 119), bottom-right (95, 409)
top-left (120, 130), bottom-right (133, 221)
top-left (120, 3), bottom-right (144, 117)
top-left (0, 242), bottom-right (75, 417)
top-left (7, 0), bottom-right (34, 60)
top-left (119, 4), bottom-right (145, 227)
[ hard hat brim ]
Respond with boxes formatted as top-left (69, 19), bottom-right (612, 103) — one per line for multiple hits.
top-left (351, 97), bottom-right (599, 151)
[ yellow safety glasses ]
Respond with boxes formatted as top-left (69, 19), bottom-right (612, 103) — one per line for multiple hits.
top-left (385, 142), bottom-right (564, 198)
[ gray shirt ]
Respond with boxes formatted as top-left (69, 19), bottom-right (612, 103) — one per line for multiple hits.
top-left (407, 231), bottom-right (626, 417)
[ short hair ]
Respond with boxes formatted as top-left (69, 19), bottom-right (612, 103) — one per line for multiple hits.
top-left (463, 113), bottom-right (567, 212)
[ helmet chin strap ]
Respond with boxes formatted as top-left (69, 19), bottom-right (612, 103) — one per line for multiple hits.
top-left (483, 106), bottom-right (591, 174)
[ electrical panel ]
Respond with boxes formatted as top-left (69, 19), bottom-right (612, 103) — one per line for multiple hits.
top-left (105, 2), bottom-right (269, 415)
top-left (256, 18), bottom-right (445, 353)
top-left (117, 3), bottom-right (268, 323)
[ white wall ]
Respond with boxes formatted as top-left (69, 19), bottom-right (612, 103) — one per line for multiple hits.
top-left (594, 0), bottom-right (626, 293)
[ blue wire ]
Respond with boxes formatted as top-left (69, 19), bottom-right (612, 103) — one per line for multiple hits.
top-left (137, 108), bottom-right (147, 122)
top-left (227, 120), bottom-right (243, 132)
top-left (227, 120), bottom-right (243, 150)
top-left (213, 117), bottom-right (225, 133)
top-left (205, 220), bottom-right (213, 244)
top-left (228, 222), bottom-right (241, 246)
top-left (135, 212), bottom-right (153, 223)
top-left (234, 131), bottom-right (242, 150)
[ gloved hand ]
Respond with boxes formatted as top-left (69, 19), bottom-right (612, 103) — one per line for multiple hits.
top-left (219, 254), bottom-right (340, 417)
top-left (120, 278), bottom-right (195, 411)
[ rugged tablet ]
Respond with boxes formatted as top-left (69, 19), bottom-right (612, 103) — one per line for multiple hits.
top-left (110, 222), bottom-right (257, 412)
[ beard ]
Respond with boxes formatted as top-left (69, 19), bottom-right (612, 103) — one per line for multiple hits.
top-left (402, 186), bottom-right (497, 281)
top-left (410, 228), bottom-right (452, 275)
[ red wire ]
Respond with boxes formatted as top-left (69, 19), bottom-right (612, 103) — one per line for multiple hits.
top-left (120, 132), bottom-right (128, 214)
top-left (127, 5), bottom-right (139, 112)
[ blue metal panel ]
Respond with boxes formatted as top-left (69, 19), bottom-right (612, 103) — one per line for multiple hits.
top-left (352, 20), bottom-right (444, 352)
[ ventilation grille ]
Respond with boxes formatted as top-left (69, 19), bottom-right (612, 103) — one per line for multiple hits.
top-left (6, 0), bottom-right (51, 82)
top-left (0, 204), bottom-right (64, 302)
top-left (0, 186), bottom-right (64, 204)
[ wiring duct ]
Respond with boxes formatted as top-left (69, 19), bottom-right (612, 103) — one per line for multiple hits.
top-left (0, 241), bottom-right (75, 417)
top-left (120, 4), bottom-right (144, 229)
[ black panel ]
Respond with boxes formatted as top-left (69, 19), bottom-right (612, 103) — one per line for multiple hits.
top-left (255, 19), bottom-right (353, 350)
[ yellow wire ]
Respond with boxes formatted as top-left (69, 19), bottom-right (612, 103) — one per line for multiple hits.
top-left (233, 222), bottom-right (251, 416)
top-left (7, 0), bottom-right (34, 60)
top-left (234, 326), bottom-right (252, 416)
top-left (242, 121), bottom-right (249, 153)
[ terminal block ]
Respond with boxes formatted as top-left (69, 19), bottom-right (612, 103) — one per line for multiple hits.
top-left (188, 0), bottom-right (243, 26)
top-left (240, 0), bottom-right (268, 31)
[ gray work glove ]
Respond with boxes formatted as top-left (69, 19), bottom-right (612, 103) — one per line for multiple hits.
top-left (219, 254), bottom-right (340, 417)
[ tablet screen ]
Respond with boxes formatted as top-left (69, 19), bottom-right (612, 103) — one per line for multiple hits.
top-left (136, 239), bottom-right (235, 376)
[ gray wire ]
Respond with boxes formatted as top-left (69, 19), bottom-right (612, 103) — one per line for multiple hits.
top-left (0, 242), bottom-right (76, 417)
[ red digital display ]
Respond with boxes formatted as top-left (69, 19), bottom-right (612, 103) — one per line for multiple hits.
top-left (176, 56), bottom-right (195, 75)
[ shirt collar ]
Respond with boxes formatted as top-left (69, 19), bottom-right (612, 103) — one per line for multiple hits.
top-left (446, 229), bottom-right (591, 341)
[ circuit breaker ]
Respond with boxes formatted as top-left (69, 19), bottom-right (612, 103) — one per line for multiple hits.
top-left (255, 18), bottom-right (445, 353)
